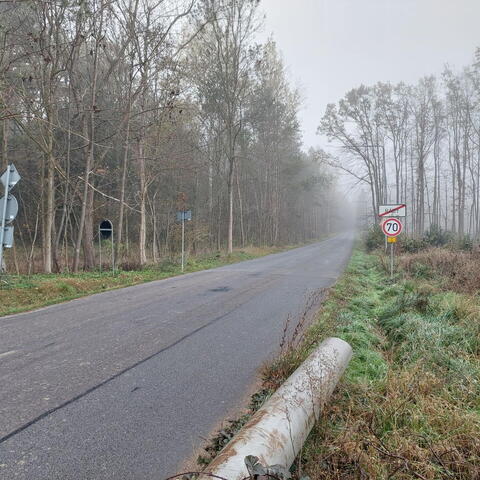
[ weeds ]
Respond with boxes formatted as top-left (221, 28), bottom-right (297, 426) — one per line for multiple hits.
top-left (259, 250), bottom-right (480, 479)
top-left (197, 389), bottom-right (274, 467)
top-left (399, 248), bottom-right (480, 294)
top-left (298, 251), bottom-right (480, 479)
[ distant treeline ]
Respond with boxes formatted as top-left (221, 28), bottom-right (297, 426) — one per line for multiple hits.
top-left (320, 51), bottom-right (480, 239)
top-left (0, 0), bottom-right (340, 273)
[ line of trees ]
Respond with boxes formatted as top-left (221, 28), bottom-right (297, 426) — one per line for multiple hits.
top-left (0, 0), bottom-right (340, 273)
top-left (319, 50), bottom-right (480, 239)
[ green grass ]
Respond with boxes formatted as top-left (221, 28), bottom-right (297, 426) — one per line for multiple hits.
top-left (0, 245), bottom-right (294, 317)
top-left (257, 249), bottom-right (480, 479)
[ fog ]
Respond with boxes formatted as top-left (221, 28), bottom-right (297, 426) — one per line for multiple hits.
top-left (259, 0), bottom-right (480, 150)
top-left (2, 0), bottom-right (479, 274)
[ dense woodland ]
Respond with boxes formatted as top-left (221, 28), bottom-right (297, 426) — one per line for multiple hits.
top-left (0, 0), bottom-right (340, 273)
top-left (319, 49), bottom-right (480, 239)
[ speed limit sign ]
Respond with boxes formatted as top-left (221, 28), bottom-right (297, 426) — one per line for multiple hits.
top-left (382, 217), bottom-right (403, 237)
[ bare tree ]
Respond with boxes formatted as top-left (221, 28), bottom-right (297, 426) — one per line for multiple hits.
top-left (192, 0), bottom-right (260, 253)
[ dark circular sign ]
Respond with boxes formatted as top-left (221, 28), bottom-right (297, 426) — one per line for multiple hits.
top-left (99, 219), bottom-right (113, 240)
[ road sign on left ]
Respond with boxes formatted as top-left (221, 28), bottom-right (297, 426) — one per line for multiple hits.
top-left (0, 195), bottom-right (18, 223)
top-left (99, 219), bottom-right (113, 240)
top-left (2, 226), bottom-right (14, 248)
top-left (176, 210), bottom-right (192, 222)
top-left (0, 164), bottom-right (21, 189)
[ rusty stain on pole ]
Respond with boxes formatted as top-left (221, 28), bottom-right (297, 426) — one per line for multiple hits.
top-left (199, 337), bottom-right (352, 480)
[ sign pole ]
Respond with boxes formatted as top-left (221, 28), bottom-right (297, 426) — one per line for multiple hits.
top-left (379, 205), bottom-right (406, 281)
top-left (111, 228), bottom-right (115, 274)
top-left (98, 227), bottom-right (102, 272)
top-left (390, 242), bottom-right (394, 279)
top-left (382, 218), bottom-right (402, 279)
top-left (176, 206), bottom-right (191, 272)
top-left (0, 166), bottom-right (11, 272)
top-left (181, 213), bottom-right (185, 273)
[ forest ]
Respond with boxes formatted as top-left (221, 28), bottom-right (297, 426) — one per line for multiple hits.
top-left (0, 0), bottom-right (339, 273)
top-left (319, 49), bottom-right (480, 240)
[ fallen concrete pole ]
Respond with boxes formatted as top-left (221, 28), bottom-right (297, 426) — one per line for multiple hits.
top-left (200, 337), bottom-right (352, 480)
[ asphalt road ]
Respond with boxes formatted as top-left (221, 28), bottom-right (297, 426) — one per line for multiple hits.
top-left (0, 233), bottom-right (354, 479)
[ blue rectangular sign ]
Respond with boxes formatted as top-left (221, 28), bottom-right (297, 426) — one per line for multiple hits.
top-left (176, 210), bottom-right (192, 222)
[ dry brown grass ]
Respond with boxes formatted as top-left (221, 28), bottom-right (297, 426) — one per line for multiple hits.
top-left (304, 368), bottom-right (480, 480)
top-left (399, 248), bottom-right (480, 294)
top-left (260, 251), bottom-right (480, 480)
top-left (195, 249), bottom-right (479, 479)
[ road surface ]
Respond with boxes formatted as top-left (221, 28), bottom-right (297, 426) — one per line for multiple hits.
top-left (0, 233), bottom-right (354, 479)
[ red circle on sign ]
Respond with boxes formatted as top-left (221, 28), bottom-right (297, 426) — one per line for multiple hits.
top-left (382, 217), bottom-right (403, 237)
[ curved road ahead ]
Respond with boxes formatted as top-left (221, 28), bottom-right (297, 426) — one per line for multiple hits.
top-left (0, 233), bottom-right (354, 479)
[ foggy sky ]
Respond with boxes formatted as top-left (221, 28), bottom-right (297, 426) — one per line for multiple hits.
top-left (259, 0), bottom-right (480, 150)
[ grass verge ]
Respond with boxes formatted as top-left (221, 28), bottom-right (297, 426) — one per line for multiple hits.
top-left (199, 249), bottom-right (480, 479)
top-left (0, 245), bottom-right (295, 317)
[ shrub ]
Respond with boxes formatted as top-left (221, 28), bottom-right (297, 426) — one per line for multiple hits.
top-left (400, 236), bottom-right (428, 253)
top-left (423, 225), bottom-right (453, 247)
top-left (155, 259), bottom-right (177, 272)
top-left (452, 234), bottom-right (474, 251)
top-left (399, 248), bottom-right (480, 294)
top-left (366, 223), bottom-right (472, 254)
top-left (119, 260), bottom-right (144, 271)
top-left (365, 224), bottom-right (384, 251)
top-left (400, 227), bottom-right (452, 253)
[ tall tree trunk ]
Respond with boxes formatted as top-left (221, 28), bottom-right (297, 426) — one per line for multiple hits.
top-left (138, 139), bottom-right (147, 266)
top-left (73, 116), bottom-right (92, 272)
top-left (43, 100), bottom-right (56, 273)
top-left (227, 159), bottom-right (234, 254)
top-left (1, 118), bottom-right (7, 169)
top-left (54, 101), bottom-right (72, 272)
top-left (116, 109), bottom-right (131, 263)
top-left (83, 184), bottom-right (95, 268)
top-left (236, 168), bottom-right (245, 247)
top-left (72, 7), bottom-right (102, 271)
top-left (416, 155), bottom-right (425, 236)
top-left (44, 151), bottom-right (55, 273)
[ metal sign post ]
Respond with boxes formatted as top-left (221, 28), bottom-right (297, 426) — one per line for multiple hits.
top-left (0, 166), bottom-right (10, 272)
top-left (0, 164), bottom-right (21, 273)
top-left (389, 237), bottom-right (396, 278)
top-left (181, 214), bottom-right (185, 272)
top-left (176, 210), bottom-right (192, 272)
top-left (111, 228), bottom-right (115, 274)
top-left (382, 217), bottom-right (403, 279)
top-left (98, 232), bottom-right (102, 272)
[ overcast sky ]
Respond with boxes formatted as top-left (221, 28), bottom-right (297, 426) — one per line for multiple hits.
top-left (259, 0), bottom-right (480, 150)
